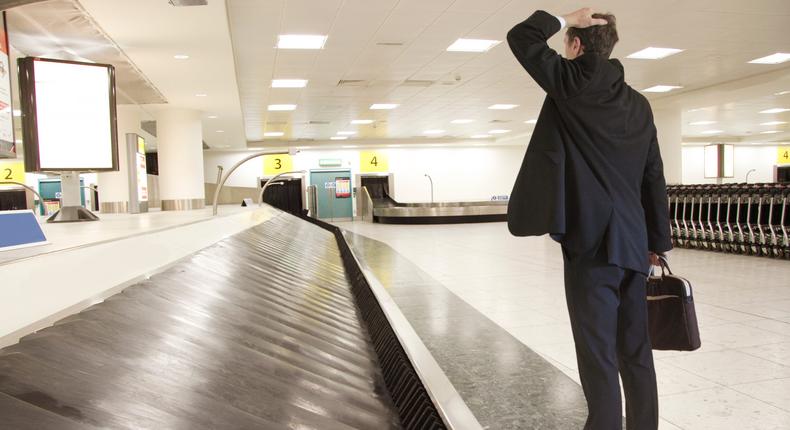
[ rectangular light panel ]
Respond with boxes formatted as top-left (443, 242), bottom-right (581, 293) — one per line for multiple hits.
top-left (488, 104), bottom-right (518, 110)
top-left (370, 103), bottom-right (398, 110)
top-left (447, 38), bottom-right (501, 53)
top-left (271, 79), bottom-right (308, 88)
top-left (748, 53), bottom-right (790, 64)
top-left (627, 47), bottom-right (684, 60)
top-left (277, 35), bottom-right (327, 50)
top-left (643, 85), bottom-right (683, 93)
top-left (760, 108), bottom-right (790, 114)
top-left (268, 104), bottom-right (297, 111)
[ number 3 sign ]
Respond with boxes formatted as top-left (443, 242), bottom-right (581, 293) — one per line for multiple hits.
top-left (360, 151), bottom-right (388, 173)
top-left (263, 154), bottom-right (293, 175)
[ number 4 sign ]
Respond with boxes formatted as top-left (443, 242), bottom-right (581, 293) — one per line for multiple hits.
top-left (360, 151), bottom-right (388, 173)
top-left (778, 146), bottom-right (790, 165)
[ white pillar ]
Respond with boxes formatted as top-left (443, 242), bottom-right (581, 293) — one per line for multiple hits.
top-left (97, 105), bottom-right (140, 213)
top-left (653, 107), bottom-right (683, 185)
top-left (156, 108), bottom-right (205, 210)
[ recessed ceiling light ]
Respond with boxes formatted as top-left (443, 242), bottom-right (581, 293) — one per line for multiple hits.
top-left (488, 104), bottom-right (518, 110)
top-left (473, 143), bottom-right (487, 146)
top-left (489, 129), bottom-right (511, 134)
top-left (370, 103), bottom-right (399, 110)
top-left (689, 121), bottom-right (717, 125)
top-left (264, 132), bottom-right (284, 137)
top-left (700, 129), bottom-right (723, 134)
top-left (760, 130), bottom-right (782, 134)
top-left (424, 129), bottom-right (445, 134)
top-left (626, 47), bottom-right (684, 60)
top-left (195, 93), bottom-right (208, 97)
top-left (471, 134), bottom-right (491, 138)
top-left (342, 145), bottom-right (358, 149)
top-left (296, 146), bottom-right (312, 150)
top-left (12, 109), bottom-right (21, 117)
top-left (277, 34), bottom-right (327, 50)
top-left (331, 136), bottom-right (348, 140)
top-left (447, 38), bottom-right (502, 53)
top-left (761, 121), bottom-right (787, 126)
top-left (216, 130), bottom-right (225, 133)
top-left (748, 53), bottom-right (790, 65)
top-left (760, 108), bottom-right (790, 114)
top-left (451, 119), bottom-right (475, 124)
top-left (643, 85), bottom-right (683, 93)
top-left (524, 119), bottom-right (537, 124)
top-left (351, 119), bottom-right (374, 124)
top-left (207, 115), bottom-right (218, 119)
top-left (775, 90), bottom-right (790, 96)
top-left (337, 131), bottom-right (356, 135)
top-left (268, 104), bottom-right (297, 111)
top-left (387, 144), bottom-right (402, 147)
top-left (174, 54), bottom-right (190, 60)
top-left (272, 79), bottom-right (308, 88)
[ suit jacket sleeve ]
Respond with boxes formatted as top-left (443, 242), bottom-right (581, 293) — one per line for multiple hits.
top-left (506, 10), bottom-right (595, 100)
top-left (641, 130), bottom-right (673, 254)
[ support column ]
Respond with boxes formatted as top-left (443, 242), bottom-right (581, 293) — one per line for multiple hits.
top-left (97, 105), bottom-right (140, 213)
top-left (653, 107), bottom-right (683, 185)
top-left (156, 108), bottom-right (205, 210)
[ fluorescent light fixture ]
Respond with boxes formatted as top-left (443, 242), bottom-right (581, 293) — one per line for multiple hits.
top-left (451, 119), bottom-right (474, 124)
top-left (215, 130), bottom-right (225, 133)
top-left (447, 38), bottom-right (501, 53)
top-left (331, 136), bottom-right (348, 140)
top-left (643, 85), bottom-right (683, 93)
top-left (423, 129), bottom-right (445, 134)
top-left (524, 119), bottom-right (537, 124)
top-left (12, 109), bottom-right (21, 117)
top-left (488, 104), bottom-right (518, 110)
top-left (471, 134), bottom-right (491, 138)
top-left (277, 34), bottom-right (327, 50)
top-left (689, 121), bottom-right (717, 125)
top-left (207, 115), bottom-right (218, 119)
top-left (342, 145), bottom-right (358, 149)
top-left (195, 93), bottom-right (208, 97)
top-left (264, 132), bottom-right (284, 137)
top-left (760, 130), bottom-right (781, 134)
top-left (748, 53), bottom-right (790, 65)
top-left (272, 79), bottom-right (308, 88)
top-left (626, 47), bottom-right (683, 60)
top-left (760, 108), bottom-right (790, 114)
top-left (700, 129), bottom-right (723, 135)
top-left (268, 104), bottom-right (297, 111)
top-left (337, 131), bottom-right (356, 135)
top-left (370, 103), bottom-right (398, 110)
top-left (387, 144), bottom-right (402, 147)
top-left (489, 129), bottom-right (511, 134)
top-left (351, 119), bottom-right (374, 124)
top-left (775, 90), bottom-right (790, 96)
top-left (296, 146), bottom-right (312, 150)
top-left (761, 121), bottom-right (787, 126)
top-left (174, 54), bottom-right (189, 60)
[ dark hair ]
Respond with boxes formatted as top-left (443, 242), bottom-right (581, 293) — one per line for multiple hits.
top-left (565, 13), bottom-right (618, 58)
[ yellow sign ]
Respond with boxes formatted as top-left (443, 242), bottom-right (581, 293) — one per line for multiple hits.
top-left (263, 153), bottom-right (293, 175)
top-left (360, 151), bottom-right (388, 173)
top-left (0, 160), bottom-right (25, 183)
top-left (778, 146), bottom-right (790, 165)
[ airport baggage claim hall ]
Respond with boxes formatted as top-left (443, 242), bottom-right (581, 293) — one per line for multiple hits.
top-left (0, 0), bottom-right (789, 429)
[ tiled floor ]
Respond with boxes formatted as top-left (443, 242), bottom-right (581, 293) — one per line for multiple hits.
top-left (337, 221), bottom-right (790, 430)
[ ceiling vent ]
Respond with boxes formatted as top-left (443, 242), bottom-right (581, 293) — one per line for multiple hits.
top-left (306, 120), bottom-right (331, 125)
top-left (337, 79), bottom-right (368, 87)
top-left (490, 119), bottom-right (512, 123)
top-left (169, 0), bottom-right (208, 6)
top-left (400, 80), bottom-right (434, 87)
top-left (376, 42), bottom-right (404, 47)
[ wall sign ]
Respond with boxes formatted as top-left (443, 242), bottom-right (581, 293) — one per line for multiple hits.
top-left (778, 146), bottom-right (790, 165)
top-left (360, 151), bottom-right (388, 173)
top-left (319, 158), bottom-right (342, 167)
top-left (0, 159), bottom-right (25, 183)
top-left (264, 153), bottom-right (293, 175)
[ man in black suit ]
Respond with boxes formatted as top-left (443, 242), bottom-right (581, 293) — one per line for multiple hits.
top-left (506, 8), bottom-right (672, 430)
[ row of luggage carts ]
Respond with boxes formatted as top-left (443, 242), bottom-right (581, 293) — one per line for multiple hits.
top-left (667, 183), bottom-right (790, 258)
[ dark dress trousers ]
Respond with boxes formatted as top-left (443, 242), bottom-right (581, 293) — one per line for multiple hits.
top-left (506, 10), bottom-right (673, 430)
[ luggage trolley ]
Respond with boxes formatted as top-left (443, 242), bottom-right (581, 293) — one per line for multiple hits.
top-left (668, 185), bottom-right (682, 247)
top-left (780, 186), bottom-right (790, 260)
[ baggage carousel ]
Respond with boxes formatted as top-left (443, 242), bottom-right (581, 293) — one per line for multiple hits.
top-left (359, 177), bottom-right (507, 224)
top-left (0, 211), bottom-right (479, 429)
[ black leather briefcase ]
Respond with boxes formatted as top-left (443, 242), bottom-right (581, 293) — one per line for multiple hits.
top-left (646, 258), bottom-right (701, 351)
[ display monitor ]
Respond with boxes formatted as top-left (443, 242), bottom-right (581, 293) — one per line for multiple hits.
top-left (18, 57), bottom-right (118, 171)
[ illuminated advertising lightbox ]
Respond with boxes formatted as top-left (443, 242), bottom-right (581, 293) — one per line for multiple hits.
top-left (136, 136), bottom-right (148, 202)
top-left (18, 57), bottom-right (118, 172)
top-left (335, 177), bottom-right (351, 198)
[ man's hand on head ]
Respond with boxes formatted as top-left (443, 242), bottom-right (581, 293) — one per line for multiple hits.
top-left (562, 8), bottom-right (608, 28)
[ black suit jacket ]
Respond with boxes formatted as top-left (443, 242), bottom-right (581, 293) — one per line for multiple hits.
top-left (506, 10), bottom-right (672, 274)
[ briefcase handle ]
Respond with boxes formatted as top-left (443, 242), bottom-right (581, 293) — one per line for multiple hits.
top-left (653, 255), bottom-right (673, 277)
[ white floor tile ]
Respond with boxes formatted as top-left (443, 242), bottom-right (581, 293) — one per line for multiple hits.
top-left (661, 387), bottom-right (790, 430)
top-left (661, 349), bottom-right (790, 386)
top-left (732, 378), bottom-right (790, 413)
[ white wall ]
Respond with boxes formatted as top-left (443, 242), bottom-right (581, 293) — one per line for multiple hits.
top-left (203, 144), bottom-right (527, 203)
top-left (682, 145), bottom-right (780, 184)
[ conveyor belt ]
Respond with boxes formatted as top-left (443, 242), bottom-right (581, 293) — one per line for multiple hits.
top-left (0, 213), bottom-right (416, 429)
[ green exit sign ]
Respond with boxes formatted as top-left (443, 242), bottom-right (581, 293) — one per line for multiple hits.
top-left (319, 158), bottom-right (342, 167)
